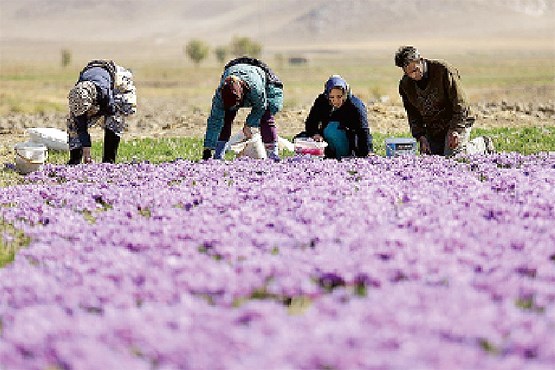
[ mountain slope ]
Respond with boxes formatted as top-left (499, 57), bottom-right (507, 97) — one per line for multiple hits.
top-left (1, 0), bottom-right (553, 59)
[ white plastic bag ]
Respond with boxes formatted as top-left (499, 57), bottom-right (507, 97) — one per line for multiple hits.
top-left (26, 127), bottom-right (69, 151)
top-left (114, 65), bottom-right (137, 115)
top-left (227, 131), bottom-right (267, 159)
top-left (227, 131), bottom-right (294, 159)
top-left (278, 137), bottom-right (294, 152)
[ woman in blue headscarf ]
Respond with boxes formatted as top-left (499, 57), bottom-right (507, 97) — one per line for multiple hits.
top-left (302, 75), bottom-right (373, 159)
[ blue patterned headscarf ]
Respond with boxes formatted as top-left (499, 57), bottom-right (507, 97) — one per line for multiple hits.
top-left (324, 75), bottom-right (348, 95)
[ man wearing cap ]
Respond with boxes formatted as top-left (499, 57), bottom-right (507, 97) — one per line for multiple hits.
top-left (395, 46), bottom-right (494, 156)
top-left (301, 75), bottom-right (373, 159)
top-left (202, 58), bottom-right (283, 160)
top-left (67, 60), bottom-right (129, 164)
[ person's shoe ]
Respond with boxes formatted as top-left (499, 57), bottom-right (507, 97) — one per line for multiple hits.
top-left (267, 152), bottom-right (280, 161)
top-left (214, 141), bottom-right (228, 159)
top-left (483, 136), bottom-right (495, 154)
top-left (68, 148), bottom-right (83, 165)
top-left (202, 148), bottom-right (213, 160)
top-left (266, 141), bottom-right (280, 161)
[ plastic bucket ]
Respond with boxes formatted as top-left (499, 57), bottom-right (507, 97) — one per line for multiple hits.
top-left (385, 137), bottom-right (417, 158)
top-left (14, 141), bottom-right (48, 174)
top-left (294, 138), bottom-right (328, 157)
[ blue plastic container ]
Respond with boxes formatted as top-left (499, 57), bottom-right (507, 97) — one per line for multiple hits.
top-left (385, 137), bottom-right (417, 158)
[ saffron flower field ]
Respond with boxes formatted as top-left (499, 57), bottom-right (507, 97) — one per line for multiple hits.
top-left (1, 154), bottom-right (554, 369)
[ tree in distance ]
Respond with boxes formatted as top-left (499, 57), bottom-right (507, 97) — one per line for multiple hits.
top-left (229, 36), bottom-right (262, 58)
top-left (185, 39), bottom-right (210, 66)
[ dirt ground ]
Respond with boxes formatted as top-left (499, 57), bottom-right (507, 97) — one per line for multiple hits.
top-left (1, 96), bottom-right (554, 164)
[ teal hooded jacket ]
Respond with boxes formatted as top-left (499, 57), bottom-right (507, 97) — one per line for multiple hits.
top-left (203, 63), bottom-right (283, 149)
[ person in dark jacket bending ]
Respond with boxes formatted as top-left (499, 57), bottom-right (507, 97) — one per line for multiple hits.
top-left (67, 61), bottom-right (132, 164)
top-left (303, 75), bottom-right (373, 159)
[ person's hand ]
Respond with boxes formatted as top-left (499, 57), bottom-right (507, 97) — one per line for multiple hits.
top-left (82, 147), bottom-right (93, 164)
top-left (243, 125), bottom-right (253, 139)
top-left (418, 136), bottom-right (431, 155)
top-left (242, 125), bottom-right (259, 140)
top-left (202, 148), bottom-right (213, 160)
top-left (86, 105), bottom-right (100, 117)
top-left (448, 131), bottom-right (460, 149)
top-left (312, 134), bottom-right (323, 142)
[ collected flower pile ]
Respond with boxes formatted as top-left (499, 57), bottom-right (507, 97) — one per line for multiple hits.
top-left (1, 153), bottom-right (554, 369)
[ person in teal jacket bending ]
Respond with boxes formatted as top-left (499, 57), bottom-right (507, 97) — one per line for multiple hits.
top-left (202, 57), bottom-right (284, 160)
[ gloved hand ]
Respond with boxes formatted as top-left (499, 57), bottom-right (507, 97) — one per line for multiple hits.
top-left (418, 136), bottom-right (431, 155)
top-left (312, 134), bottom-right (324, 142)
top-left (242, 125), bottom-right (259, 140)
top-left (82, 147), bottom-right (93, 164)
top-left (447, 131), bottom-right (460, 149)
top-left (202, 148), bottom-right (213, 160)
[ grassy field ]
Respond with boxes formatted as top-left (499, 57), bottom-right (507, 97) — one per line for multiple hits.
top-left (0, 126), bottom-right (552, 170)
top-left (2, 129), bottom-right (553, 188)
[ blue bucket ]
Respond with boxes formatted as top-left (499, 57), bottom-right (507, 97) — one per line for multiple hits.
top-left (385, 137), bottom-right (417, 158)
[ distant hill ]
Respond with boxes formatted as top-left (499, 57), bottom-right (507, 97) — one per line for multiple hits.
top-left (1, 0), bottom-right (553, 61)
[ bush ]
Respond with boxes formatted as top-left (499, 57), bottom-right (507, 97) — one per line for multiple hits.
top-left (185, 40), bottom-right (210, 66)
top-left (229, 36), bottom-right (262, 58)
top-left (61, 49), bottom-right (71, 68)
top-left (214, 46), bottom-right (228, 64)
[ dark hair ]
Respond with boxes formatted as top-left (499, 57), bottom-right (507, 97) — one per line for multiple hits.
top-left (394, 46), bottom-right (421, 68)
top-left (221, 76), bottom-right (244, 109)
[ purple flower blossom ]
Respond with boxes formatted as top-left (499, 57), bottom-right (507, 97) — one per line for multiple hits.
top-left (0, 153), bottom-right (554, 368)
